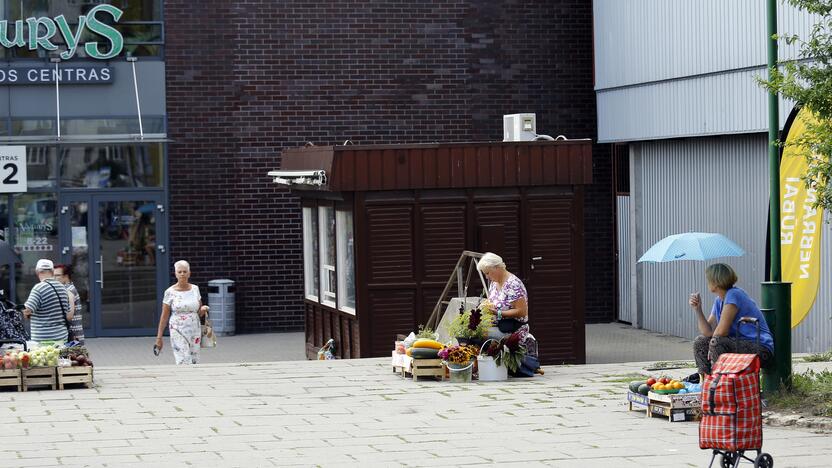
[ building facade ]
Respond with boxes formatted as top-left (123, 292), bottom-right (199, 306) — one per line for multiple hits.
top-left (595, 0), bottom-right (832, 352)
top-left (0, 1), bottom-right (614, 340)
top-left (0, 1), bottom-right (168, 337)
top-left (165, 0), bottom-right (614, 335)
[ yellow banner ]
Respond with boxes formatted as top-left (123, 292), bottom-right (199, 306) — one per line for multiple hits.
top-left (780, 107), bottom-right (824, 328)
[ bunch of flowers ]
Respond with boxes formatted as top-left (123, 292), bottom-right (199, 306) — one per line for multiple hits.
top-left (447, 303), bottom-right (494, 342)
top-left (438, 344), bottom-right (479, 365)
top-left (481, 329), bottom-right (527, 372)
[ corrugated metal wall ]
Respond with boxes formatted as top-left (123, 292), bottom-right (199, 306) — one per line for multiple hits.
top-left (594, 0), bottom-right (820, 142)
top-left (594, 0), bottom-right (815, 89)
top-left (597, 72), bottom-right (796, 143)
top-left (617, 195), bottom-right (633, 323)
top-left (631, 134), bottom-right (832, 352)
top-left (633, 135), bottom-right (769, 339)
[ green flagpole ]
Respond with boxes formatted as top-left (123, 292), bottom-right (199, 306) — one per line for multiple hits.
top-left (761, 0), bottom-right (792, 394)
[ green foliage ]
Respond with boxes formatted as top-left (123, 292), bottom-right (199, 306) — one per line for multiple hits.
top-left (415, 324), bottom-right (438, 340)
top-left (447, 306), bottom-right (494, 341)
top-left (803, 349), bottom-right (832, 362)
top-left (767, 369), bottom-right (832, 417)
top-left (758, 0), bottom-right (832, 212)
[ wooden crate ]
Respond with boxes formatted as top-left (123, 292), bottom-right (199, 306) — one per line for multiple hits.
top-left (0, 368), bottom-right (22, 392)
top-left (22, 366), bottom-right (57, 391)
top-left (410, 358), bottom-right (445, 381)
top-left (57, 366), bottom-right (94, 390)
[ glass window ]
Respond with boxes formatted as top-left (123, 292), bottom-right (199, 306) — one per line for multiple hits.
top-left (60, 143), bottom-right (164, 188)
top-left (336, 209), bottom-right (355, 314)
top-left (12, 192), bottom-right (59, 305)
top-left (12, 119), bottom-right (55, 137)
top-left (302, 206), bottom-right (319, 300)
top-left (61, 117), bottom-right (165, 136)
top-left (25, 146), bottom-right (57, 189)
top-left (318, 206), bottom-right (336, 307)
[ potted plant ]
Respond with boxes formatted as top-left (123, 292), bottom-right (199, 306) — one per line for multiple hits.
top-left (438, 344), bottom-right (478, 383)
top-left (447, 303), bottom-right (494, 347)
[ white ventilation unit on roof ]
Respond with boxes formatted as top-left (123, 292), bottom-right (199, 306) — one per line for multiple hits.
top-left (503, 113), bottom-right (537, 142)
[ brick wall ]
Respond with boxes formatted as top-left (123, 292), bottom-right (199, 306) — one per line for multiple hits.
top-left (164, 0), bottom-right (613, 332)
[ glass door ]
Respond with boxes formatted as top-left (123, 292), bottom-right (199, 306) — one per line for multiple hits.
top-left (61, 193), bottom-right (167, 337)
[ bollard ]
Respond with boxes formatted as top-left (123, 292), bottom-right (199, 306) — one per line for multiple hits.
top-left (761, 282), bottom-right (791, 394)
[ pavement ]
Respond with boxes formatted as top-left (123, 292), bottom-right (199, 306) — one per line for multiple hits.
top-left (83, 322), bottom-right (695, 366)
top-left (2, 358), bottom-right (831, 467)
top-left (4, 324), bottom-right (828, 467)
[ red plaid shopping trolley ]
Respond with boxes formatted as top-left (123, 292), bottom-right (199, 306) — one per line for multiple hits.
top-left (700, 350), bottom-right (773, 468)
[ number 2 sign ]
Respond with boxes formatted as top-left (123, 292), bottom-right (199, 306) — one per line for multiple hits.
top-left (0, 146), bottom-right (27, 193)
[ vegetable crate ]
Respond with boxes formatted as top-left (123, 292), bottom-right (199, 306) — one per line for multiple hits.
top-left (391, 352), bottom-right (445, 381)
top-left (0, 368), bottom-right (22, 392)
top-left (648, 391), bottom-right (702, 422)
top-left (22, 366), bottom-right (57, 391)
top-left (626, 391), bottom-right (650, 416)
top-left (57, 366), bottom-right (94, 390)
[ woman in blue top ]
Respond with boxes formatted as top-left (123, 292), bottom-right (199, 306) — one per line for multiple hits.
top-left (689, 263), bottom-right (774, 376)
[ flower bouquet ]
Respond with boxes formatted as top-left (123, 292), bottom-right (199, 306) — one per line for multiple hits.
top-left (438, 344), bottom-right (478, 383)
top-left (447, 302), bottom-right (495, 347)
top-left (480, 330), bottom-right (527, 374)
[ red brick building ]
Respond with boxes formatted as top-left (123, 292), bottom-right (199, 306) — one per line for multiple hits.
top-left (164, 0), bottom-right (613, 334)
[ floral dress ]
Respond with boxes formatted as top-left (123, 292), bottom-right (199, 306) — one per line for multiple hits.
top-left (164, 285), bottom-right (202, 365)
top-left (488, 274), bottom-right (537, 357)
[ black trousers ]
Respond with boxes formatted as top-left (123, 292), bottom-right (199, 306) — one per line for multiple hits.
top-left (693, 335), bottom-right (772, 375)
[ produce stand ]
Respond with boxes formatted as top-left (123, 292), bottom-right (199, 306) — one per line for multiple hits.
top-left (1, 344), bottom-right (94, 392)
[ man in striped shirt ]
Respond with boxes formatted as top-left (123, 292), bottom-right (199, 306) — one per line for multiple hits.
top-left (22, 259), bottom-right (74, 342)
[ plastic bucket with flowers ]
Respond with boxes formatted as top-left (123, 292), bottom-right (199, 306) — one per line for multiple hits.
top-left (439, 345), bottom-right (478, 383)
top-left (477, 339), bottom-right (508, 382)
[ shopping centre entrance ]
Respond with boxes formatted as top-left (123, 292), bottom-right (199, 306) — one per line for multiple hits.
top-left (59, 193), bottom-right (168, 337)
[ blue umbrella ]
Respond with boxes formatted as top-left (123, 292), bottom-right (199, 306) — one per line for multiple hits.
top-left (638, 232), bottom-right (745, 263)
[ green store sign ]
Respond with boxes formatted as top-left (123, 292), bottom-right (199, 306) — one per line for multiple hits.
top-left (0, 5), bottom-right (124, 60)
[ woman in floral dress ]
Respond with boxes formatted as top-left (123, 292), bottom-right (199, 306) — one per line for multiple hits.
top-left (154, 260), bottom-right (209, 364)
top-left (477, 252), bottom-right (538, 359)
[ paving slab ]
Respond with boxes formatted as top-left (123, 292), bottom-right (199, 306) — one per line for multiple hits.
top-left (1, 357), bottom-right (830, 467)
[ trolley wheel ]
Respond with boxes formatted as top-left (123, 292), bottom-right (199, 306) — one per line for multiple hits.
top-left (754, 453), bottom-right (774, 468)
top-left (720, 452), bottom-right (737, 468)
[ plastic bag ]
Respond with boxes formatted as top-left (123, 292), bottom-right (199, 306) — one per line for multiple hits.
top-left (317, 338), bottom-right (336, 360)
top-left (402, 332), bottom-right (417, 348)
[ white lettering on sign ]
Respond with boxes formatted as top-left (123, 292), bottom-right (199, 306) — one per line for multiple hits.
top-left (0, 146), bottom-right (27, 193)
top-left (799, 188), bottom-right (818, 279)
top-left (781, 178), bottom-right (801, 245)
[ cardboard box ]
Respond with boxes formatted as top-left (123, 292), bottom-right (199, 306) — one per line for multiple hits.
top-left (649, 402), bottom-right (701, 422)
top-left (627, 391), bottom-right (650, 417)
top-left (648, 391), bottom-right (701, 409)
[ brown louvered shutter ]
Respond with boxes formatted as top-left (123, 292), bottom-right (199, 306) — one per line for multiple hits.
top-left (365, 206), bottom-right (416, 356)
top-left (526, 197), bottom-right (583, 364)
top-left (419, 203), bottom-right (468, 325)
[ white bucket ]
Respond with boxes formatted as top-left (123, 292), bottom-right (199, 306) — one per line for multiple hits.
top-left (477, 355), bottom-right (508, 381)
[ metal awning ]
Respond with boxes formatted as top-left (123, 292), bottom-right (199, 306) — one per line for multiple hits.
top-left (267, 170), bottom-right (327, 187)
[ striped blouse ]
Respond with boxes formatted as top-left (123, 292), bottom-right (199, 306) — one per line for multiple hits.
top-left (24, 278), bottom-right (70, 342)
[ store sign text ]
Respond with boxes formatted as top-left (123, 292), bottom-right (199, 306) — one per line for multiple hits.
top-left (0, 5), bottom-right (124, 60)
top-left (0, 66), bottom-right (112, 85)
